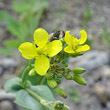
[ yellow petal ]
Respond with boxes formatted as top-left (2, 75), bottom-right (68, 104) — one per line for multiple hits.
top-left (35, 55), bottom-right (50, 76)
top-left (64, 45), bottom-right (75, 53)
top-left (79, 30), bottom-right (87, 44)
top-left (33, 28), bottom-right (48, 48)
top-left (46, 40), bottom-right (62, 57)
top-left (18, 42), bottom-right (37, 59)
top-left (64, 31), bottom-right (74, 45)
top-left (76, 45), bottom-right (90, 52)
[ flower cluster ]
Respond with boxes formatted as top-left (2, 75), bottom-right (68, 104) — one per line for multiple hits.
top-left (19, 28), bottom-right (62, 75)
top-left (19, 28), bottom-right (90, 77)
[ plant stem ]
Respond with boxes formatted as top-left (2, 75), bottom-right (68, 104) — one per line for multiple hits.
top-left (25, 88), bottom-right (55, 107)
top-left (37, 76), bottom-right (43, 85)
top-left (22, 66), bottom-right (33, 87)
top-left (40, 77), bottom-right (46, 85)
top-left (22, 60), bottom-right (33, 87)
top-left (37, 76), bottom-right (46, 85)
top-left (29, 60), bottom-right (32, 67)
top-left (26, 88), bottom-right (43, 101)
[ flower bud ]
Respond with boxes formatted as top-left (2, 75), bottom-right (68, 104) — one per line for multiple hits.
top-left (55, 88), bottom-right (67, 99)
top-left (55, 101), bottom-right (63, 110)
top-left (55, 79), bottom-right (61, 84)
top-left (28, 68), bottom-right (36, 76)
top-left (57, 73), bottom-right (62, 78)
top-left (56, 64), bottom-right (59, 68)
top-left (55, 101), bottom-right (70, 110)
top-left (62, 60), bottom-right (65, 64)
top-left (55, 104), bottom-right (63, 110)
top-left (64, 64), bottom-right (68, 67)
top-left (61, 68), bottom-right (65, 71)
top-left (47, 80), bottom-right (57, 88)
top-left (46, 72), bottom-right (53, 80)
top-left (64, 69), bottom-right (69, 73)
top-left (62, 104), bottom-right (70, 110)
top-left (55, 101), bottom-right (63, 105)
top-left (73, 74), bottom-right (87, 85)
top-left (72, 67), bottom-right (86, 74)
top-left (65, 74), bottom-right (73, 80)
top-left (55, 58), bottom-right (59, 62)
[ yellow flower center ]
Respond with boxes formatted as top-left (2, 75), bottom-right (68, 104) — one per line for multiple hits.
top-left (72, 38), bottom-right (79, 51)
top-left (35, 44), bottom-right (48, 56)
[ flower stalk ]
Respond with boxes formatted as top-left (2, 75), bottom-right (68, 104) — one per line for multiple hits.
top-left (22, 66), bottom-right (33, 88)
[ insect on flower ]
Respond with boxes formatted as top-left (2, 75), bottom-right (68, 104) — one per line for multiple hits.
top-left (49, 30), bottom-right (65, 41)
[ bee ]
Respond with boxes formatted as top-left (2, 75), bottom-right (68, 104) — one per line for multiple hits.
top-left (49, 30), bottom-right (65, 41)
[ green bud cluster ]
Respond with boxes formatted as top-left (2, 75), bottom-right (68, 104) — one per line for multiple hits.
top-left (46, 53), bottom-right (87, 98)
top-left (72, 67), bottom-right (87, 85)
top-left (47, 57), bottom-right (70, 81)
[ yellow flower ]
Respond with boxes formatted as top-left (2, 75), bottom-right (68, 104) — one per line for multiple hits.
top-left (64, 30), bottom-right (90, 53)
top-left (19, 28), bottom-right (62, 76)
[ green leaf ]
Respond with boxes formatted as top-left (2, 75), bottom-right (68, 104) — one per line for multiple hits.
top-left (29, 14), bottom-right (41, 35)
top-left (12, 0), bottom-right (48, 14)
top-left (4, 77), bottom-right (55, 110)
top-left (30, 85), bottom-right (55, 110)
top-left (0, 48), bottom-right (13, 55)
top-left (22, 108), bottom-right (31, 110)
top-left (0, 11), bottom-right (21, 39)
top-left (6, 16), bottom-right (21, 38)
top-left (15, 90), bottom-right (44, 110)
top-left (4, 78), bottom-right (23, 94)
top-left (15, 85), bottom-right (55, 110)
top-left (30, 85), bottom-right (55, 102)
top-left (12, 0), bottom-right (31, 13)
top-left (32, 0), bottom-right (48, 13)
top-left (16, 22), bottom-right (29, 40)
top-left (3, 40), bottom-right (22, 48)
top-left (0, 11), bottom-right (8, 21)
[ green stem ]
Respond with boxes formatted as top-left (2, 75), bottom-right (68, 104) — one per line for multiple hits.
top-left (29, 60), bottom-right (32, 67)
top-left (22, 66), bottom-right (33, 87)
top-left (37, 76), bottom-right (46, 85)
top-left (26, 88), bottom-right (43, 101)
top-left (37, 76), bottom-right (43, 85)
top-left (22, 60), bottom-right (33, 87)
top-left (40, 77), bottom-right (46, 85)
